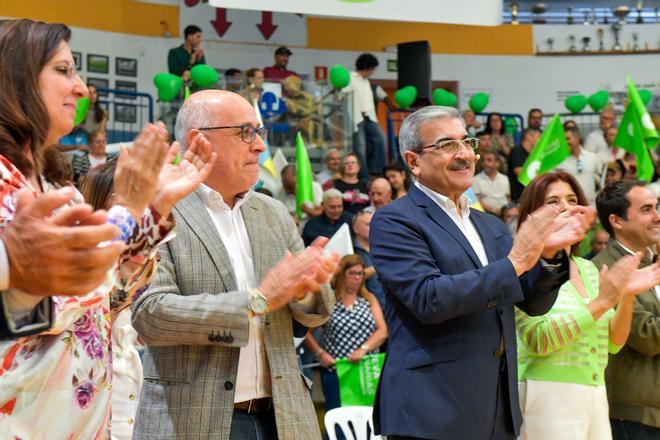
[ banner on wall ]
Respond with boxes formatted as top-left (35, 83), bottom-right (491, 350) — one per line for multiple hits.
top-left (210, 0), bottom-right (502, 26)
top-left (181, 1), bottom-right (306, 45)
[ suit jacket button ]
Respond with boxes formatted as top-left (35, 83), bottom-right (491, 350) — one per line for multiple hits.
top-left (224, 381), bottom-right (234, 391)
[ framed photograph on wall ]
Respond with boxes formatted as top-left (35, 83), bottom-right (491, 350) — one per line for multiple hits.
top-left (87, 54), bottom-right (109, 74)
top-left (115, 80), bottom-right (137, 100)
top-left (115, 103), bottom-right (137, 124)
top-left (72, 51), bottom-right (83, 71)
top-left (116, 57), bottom-right (138, 77)
top-left (87, 77), bottom-right (109, 97)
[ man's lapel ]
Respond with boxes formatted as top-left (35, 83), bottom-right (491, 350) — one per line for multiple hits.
top-left (240, 199), bottom-right (266, 283)
top-left (471, 210), bottom-right (499, 264)
top-left (175, 189), bottom-right (237, 290)
top-left (409, 185), bottom-right (482, 268)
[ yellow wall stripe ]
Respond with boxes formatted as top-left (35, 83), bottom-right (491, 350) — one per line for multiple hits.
top-left (307, 18), bottom-right (533, 55)
top-left (2, 3), bottom-right (533, 55)
top-left (1, 0), bottom-right (179, 37)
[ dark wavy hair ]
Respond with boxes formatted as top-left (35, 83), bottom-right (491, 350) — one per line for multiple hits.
top-left (485, 112), bottom-right (506, 136)
top-left (80, 159), bottom-right (116, 211)
top-left (517, 171), bottom-right (589, 256)
top-left (0, 19), bottom-right (71, 177)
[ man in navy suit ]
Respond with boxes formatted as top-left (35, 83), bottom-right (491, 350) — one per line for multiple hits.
top-left (370, 106), bottom-right (594, 440)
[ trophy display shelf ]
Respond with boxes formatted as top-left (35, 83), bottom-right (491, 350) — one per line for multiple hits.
top-left (535, 48), bottom-right (660, 56)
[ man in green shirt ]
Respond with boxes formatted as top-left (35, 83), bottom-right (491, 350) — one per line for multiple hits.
top-left (593, 180), bottom-right (660, 440)
top-left (168, 24), bottom-right (206, 81)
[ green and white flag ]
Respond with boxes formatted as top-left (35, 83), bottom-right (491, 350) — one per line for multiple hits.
top-left (518, 114), bottom-right (571, 186)
top-left (335, 353), bottom-right (385, 406)
top-left (295, 132), bottom-right (314, 219)
top-left (614, 77), bottom-right (659, 181)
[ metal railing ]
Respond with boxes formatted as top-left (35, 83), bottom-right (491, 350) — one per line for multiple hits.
top-left (97, 88), bottom-right (154, 144)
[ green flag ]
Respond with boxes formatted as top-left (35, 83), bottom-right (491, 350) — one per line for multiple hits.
top-left (518, 114), bottom-right (571, 186)
top-left (295, 132), bottom-right (314, 219)
top-left (335, 353), bottom-right (385, 406)
top-left (614, 78), bottom-right (659, 181)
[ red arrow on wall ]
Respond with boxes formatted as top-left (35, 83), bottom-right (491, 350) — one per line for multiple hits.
top-left (211, 8), bottom-right (232, 37)
top-left (256, 11), bottom-right (277, 40)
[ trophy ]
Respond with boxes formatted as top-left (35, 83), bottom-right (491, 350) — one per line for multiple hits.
top-left (632, 32), bottom-right (640, 51)
top-left (636, 1), bottom-right (644, 24)
top-left (613, 5), bottom-right (631, 24)
top-left (567, 5), bottom-right (574, 24)
top-left (510, 2), bottom-right (519, 25)
top-left (568, 34), bottom-right (577, 52)
top-left (532, 3), bottom-right (547, 24)
top-left (546, 37), bottom-right (554, 52)
top-left (597, 28), bottom-right (605, 51)
top-left (582, 36), bottom-right (591, 51)
top-left (611, 23), bottom-right (623, 51)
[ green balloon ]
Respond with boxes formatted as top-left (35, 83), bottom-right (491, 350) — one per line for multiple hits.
top-left (329, 64), bottom-right (350, 89)
top-left (73, 96), bottom-right (89, 126)
top-left (153, 72), bottom-right (183, 102)
top-left (432, 88), bottom-right (457, 107)
top-left (394, 85), bottom-right (417, 109)
top-left (469, 92), bottom-right (489, 113)
top-left (588, 90), bottom-right (609, 112)
top-left (504, 117), bottom-right (518, 135)
top-left (564, 95), bottom-right (588, 114)
top-left (190, 64), bottom-right (219, 88)
top-left (639, 89), bottom-right (652, 106)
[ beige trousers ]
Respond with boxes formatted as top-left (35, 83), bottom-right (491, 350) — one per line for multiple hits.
top-left (518, 380), bottom-right (612, 440)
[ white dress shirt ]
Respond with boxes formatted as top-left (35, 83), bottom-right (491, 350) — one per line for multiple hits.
top-left (343, 71), bottom-right (388, 131)
top-left (198, 184), bottom-right (271, 402)
top-left (415, 181), bottom-right (489, 267)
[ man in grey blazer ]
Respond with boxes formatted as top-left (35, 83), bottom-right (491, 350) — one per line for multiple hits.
top-left (132, 90), bottom-right (338, 439)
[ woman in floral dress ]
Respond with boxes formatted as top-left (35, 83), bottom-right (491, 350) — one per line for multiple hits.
top-left (0, 19), bottom-right (216, 438)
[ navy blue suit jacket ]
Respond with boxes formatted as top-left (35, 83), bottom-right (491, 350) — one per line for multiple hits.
top-left (369, 185), bottom-right (567, 439)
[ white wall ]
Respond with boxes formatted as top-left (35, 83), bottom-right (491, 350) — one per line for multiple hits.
top-left (67, 23), bottom-right (660, 120)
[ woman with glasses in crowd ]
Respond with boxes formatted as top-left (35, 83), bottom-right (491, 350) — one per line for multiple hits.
top-left (304, 254), bottom-right (387, 411)
top-left (484, 111), bottom-right (513, 158)
top-left (515, 171), bottom-right (660, 440)
top-left (0, 19), bottom-right (216, 438)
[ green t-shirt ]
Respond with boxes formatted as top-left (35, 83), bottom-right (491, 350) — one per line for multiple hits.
top-left (167, 45), bottom-right (206, 77)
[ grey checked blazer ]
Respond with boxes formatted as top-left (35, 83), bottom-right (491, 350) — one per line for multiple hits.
top-left (131, 189), bottom-right (335, 439)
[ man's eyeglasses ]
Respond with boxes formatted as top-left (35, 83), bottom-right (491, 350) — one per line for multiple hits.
top-left (412, 137), bottom-right (479, 155)
top-left (198, 124), bottom-right (268, 144)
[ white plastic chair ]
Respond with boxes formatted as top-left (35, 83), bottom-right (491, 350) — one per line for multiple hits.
top-left (324, 406), bottom-right (382, 440)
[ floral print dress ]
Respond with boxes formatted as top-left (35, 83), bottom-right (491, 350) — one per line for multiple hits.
top-left (0, 156), bottom-right (174, 439)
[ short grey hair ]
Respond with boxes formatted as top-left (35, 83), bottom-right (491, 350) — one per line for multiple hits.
top-left (323, 188), bottom-right (343, 203)
top-left (398, 106), bottom-right (464, 165)
top-left (174, 100), bottom-right (215, 149)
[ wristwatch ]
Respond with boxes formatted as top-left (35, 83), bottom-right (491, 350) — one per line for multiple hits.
top-left (248, 288), bottom-right (269, 315)
top-left (360, 343), bottom-right (370, 351)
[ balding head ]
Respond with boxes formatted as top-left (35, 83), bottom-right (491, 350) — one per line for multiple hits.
top-left (370, 177), bottom-right (393, 210)
top-left (175, 90), bottom-right (252, 148)
top-left (175, 90), bottom-right (265, 206)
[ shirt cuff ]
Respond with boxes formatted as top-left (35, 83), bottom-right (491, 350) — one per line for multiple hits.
top-left (2, 289), bottom-right (51, 334)
top-left (0, 238), bottom-right (9, 290)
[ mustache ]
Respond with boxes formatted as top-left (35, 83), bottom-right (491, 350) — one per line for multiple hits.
top-left (448, 159), bottom-right (472, 171)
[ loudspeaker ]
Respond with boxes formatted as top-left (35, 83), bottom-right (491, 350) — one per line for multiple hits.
top-left (397, 40), bottom-right (431, 106)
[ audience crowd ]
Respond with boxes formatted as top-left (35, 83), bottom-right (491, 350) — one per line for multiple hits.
top-left (1, 17), bottom-right (659, 440)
